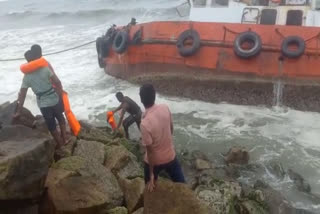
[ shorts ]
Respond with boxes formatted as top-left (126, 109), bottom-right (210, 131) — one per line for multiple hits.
top-left (40, 101), bottom-right (65, 132)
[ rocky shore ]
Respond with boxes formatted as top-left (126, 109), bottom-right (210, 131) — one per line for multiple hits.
top-left (0, 101), bottom-right (318, 214)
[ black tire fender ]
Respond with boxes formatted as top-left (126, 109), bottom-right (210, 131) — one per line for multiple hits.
top-left (96, 37), bottom-right (105, 68)
top-left (281, 36), bottom-right (305, 58)
top-left (112, 31), bottom-right (129, 54)
top-left (176, 29), bottom-right (201, 57)
top-left (234, 31), bottom-right (262, 58)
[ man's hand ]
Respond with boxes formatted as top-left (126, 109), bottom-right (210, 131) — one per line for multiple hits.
top-left (147, 172), bottom-right (156, 192)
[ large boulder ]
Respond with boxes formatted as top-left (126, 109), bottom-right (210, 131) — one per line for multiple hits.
top-left (195, 177), bottom-right (243, 213)
top-left (223, 147), bottom-right (250, 165)
top-left (0, 125), bottom-right (55, 200)
top-left (45, 156), bottom-right (123, 213)
top-left (119, 178), bottom-right (144, 213)
top-left (46, 176), bottom-right (120, 214)
top-left (253, 180), bottom-right (305, 214)
top-left (104, 145), bottom-right (143, 179)
top-left (0, 101), bottom-right (36, 129)
top-left (74, 139), bottom-right (106, 164)
top-left (144, 180), bottom-right (209, 214)
top-left (287, 169), bottom-right (311, 193)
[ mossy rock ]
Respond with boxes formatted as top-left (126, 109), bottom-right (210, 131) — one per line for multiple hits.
top-left (52, 156), bottom-right (86, 172)
top-left (239, 200), bottom-right (269, 214)
top-left (105, 206), bottom-right (128, 214)
top-left (210, 177), bottom-right (225, 187)
top-left (113, 138), bottom-right (142, 164)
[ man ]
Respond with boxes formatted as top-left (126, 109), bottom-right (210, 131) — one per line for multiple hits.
top-left (31, 44), bottom-right (64, 112)
top-left (14, 49), bottom-right (67, 148)
top-left (113, 92), bottom-right (141, 139)
top-left (139, 84), bottom-right (185, 192)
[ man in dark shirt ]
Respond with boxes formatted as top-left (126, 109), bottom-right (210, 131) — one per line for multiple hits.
top-left (113, 92), bottom-right (142, 139)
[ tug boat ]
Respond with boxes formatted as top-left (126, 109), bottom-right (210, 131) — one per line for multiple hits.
top-left (96, 0), bottom-right (320, 112)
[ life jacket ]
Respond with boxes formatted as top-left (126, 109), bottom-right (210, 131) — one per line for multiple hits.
top-left (62, 91), bottom-right (81, 136)
top-left (20, 57), bottom-right (58, 88)
top-left (20, 57), bottom-right (49, 74)
top-left (106, 111), bottom-right (117, 130)
top-left (20, 58), bottom-right (81, 136)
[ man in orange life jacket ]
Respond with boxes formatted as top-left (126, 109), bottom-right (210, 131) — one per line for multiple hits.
top-left (14, 48), bottom-right (67, 148)
top-left (31, 44), bottom-right (65, 113)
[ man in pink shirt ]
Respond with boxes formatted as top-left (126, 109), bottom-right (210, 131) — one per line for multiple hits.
top-left (139, 84), bottom-right (185, 192)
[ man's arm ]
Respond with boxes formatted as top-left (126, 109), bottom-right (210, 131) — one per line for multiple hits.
top-left (140, 123), bottom-right (155, 192)
top-left (14, 88), bottom-right (28, 117)
top-left (146, 145), bottom-right (155, 191)
top-left (113, 103), bottom-right (123, 114)
top-left (169, 108), bottom-right (173, 134)
top-left (51, 73), bottom-right (63, 95)
top-left (117, 107), bottom-right (126, 129)
top-left (48, 63), bottom-right (63, 94)
top-left (48, 63), bottom-right (57, 76)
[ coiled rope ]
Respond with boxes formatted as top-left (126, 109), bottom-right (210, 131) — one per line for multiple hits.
top-left (0, 40), bottom-right (96, 62)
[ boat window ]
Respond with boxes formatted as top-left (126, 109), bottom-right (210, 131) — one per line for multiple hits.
top-left (260, 9), bottom-right (277, 25)
top-left (286, 10), bottom-right (303, 26)
top-left (193, 0), bottom-right (206, 7)
top-left (213, 0), bottom-right (229, 6)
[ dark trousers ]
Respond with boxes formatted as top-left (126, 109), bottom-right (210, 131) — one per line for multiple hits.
top-left (123, 111), bottom-right (141, 138)
top-left (144, 157), bottom-right (185, 184)
top-left (40, 101), bottom-right (65, 132)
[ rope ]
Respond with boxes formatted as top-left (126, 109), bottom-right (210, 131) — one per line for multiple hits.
top-left (0, 40), bottom-right (96, 62)
top-left (223, 26), bottom-right (241, 35)
top-left (275, 28), bottom-right (285, 39)
top-left (305, 33), bottom-right (320, 43)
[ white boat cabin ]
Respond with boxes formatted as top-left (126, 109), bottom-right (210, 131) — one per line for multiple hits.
top-left (182, 0), bottom-right (320, 26)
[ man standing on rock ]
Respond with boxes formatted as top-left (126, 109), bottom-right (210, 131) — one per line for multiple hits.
top-left (113, 92), bottom-right (142, 139)
top-left (139, 84), bottom-right (185, 192)
top-left (14, 49), bottom-right (67, 149)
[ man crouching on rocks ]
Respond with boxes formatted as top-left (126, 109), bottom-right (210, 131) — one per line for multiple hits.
top-left (139, 84), bottom-right (185, 192)
top-left (14, 50), bottom-right (67, 149)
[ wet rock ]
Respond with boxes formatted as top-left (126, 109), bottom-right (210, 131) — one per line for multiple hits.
top-left (113, 138), bottom-right (143, 163)
top-left (45, 168), bottom-right (76, 188)
top-left (132, 207), bottom-right (143, 214)
top-left (0, 125), bottom-right (55, 200)
top-left (177, 149), bottom-right (212, 189)
top-left (144, 180), bottom-right (209, 214)
top-left (78, 120), bottom-right (113, 145)
top-left (196, 178), bottom-right (243, 214)
top-left (119, 177), bottom-right (144, 213)
top-left (104, 145), bottom-right (143, 179)
top-left (47, 156), bottom-right (124, 213)
top-left (73, 139), bottom-right (106, 164)
top-left (195, 158), bottom-right (212, 170)
top-left (46, 176), bottom-right (122, 213)
top-left (223, 147), bottom-right (249, 165)
top-left (239, 200), bottom-right (269, 214)
top-left (266, 161), bottom-right (286, 179)
top-left (0, 101), bottom-right (36, 129)
top-left (288, 169), bottom-right (311, 193)
top-left (191, 150), bottom-right (209, 160)
top-left (0, 203), bottom-right (39, 214)
top-left (32, 115), bottom-right (48, 134)
top-left (54, 136), bottom-right (77, 161)
top-left (253, 180), bottom-right (298, 214)
top-left (104, 207), bottom-right (128, 214)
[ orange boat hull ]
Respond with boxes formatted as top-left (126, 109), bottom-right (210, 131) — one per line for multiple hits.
top-left (102, 21), bottom-right (320, 112)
